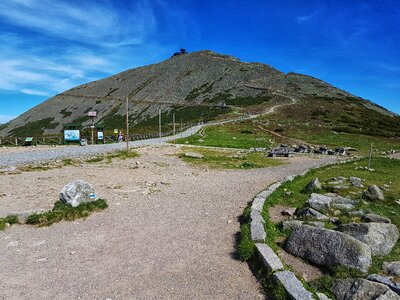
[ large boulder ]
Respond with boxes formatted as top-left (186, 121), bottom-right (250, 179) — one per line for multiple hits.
top-left (285, 225), bottom-right (371, 272)
top-left (337, 223), bottom-right (399, 256)
top-left (363, 185), bottom-right (385, 201)
top-left (333, 278), bottom-right (399, 300)
top-left (367, 274), bottom-right (400, 295)
top-left (59, 180), bottom-right (96, 207)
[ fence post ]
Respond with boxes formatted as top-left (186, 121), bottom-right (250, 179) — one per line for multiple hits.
top-left (15, 138), bottom-right (18, 146)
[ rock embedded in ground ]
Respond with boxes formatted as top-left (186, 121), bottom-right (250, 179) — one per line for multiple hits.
top-left (281, 207), bottom-right (296, 216)
top-left (316, 292), bottom-right (332, 300)
top-left (306, 193), bottom-right (332, 211)
top-left (59, 180), bottom-right (96, 207)
top-left (285, 225), bottom-right (372, 272)
top-left (364, 185), bottom-right (385, 201)
top-left (383, 261), bottom-right (400, 277)
top-left (305, 178), bottom-right (322, 191)
top-left (184, 152), bottom-right (204, 159)
top-left (367, 274), bottom-right (400, 295)
top-left (282, 220), bottom-right (324, 231)
top-left (350, 176), bottom-right (364, 188)
top-left (333, 278), bottom-right (398, 300)
top-left (295, 207), bottom-right (329, 220)
top-left (337, 223), bottom-right (399, 256)
top-left (362, 213), bottom-right (391, 224)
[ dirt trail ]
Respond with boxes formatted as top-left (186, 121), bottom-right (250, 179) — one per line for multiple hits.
top-left (0, 145), bottom-right (338, 299)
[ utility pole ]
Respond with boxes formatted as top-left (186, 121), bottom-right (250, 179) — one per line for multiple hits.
top-left (159, 108), bottom-right (162, 143)
top-left (126, 96), bottom-right (129, 151)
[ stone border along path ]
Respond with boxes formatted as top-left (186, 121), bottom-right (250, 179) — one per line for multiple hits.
top-left (249, 159), bottom-right (360, 300)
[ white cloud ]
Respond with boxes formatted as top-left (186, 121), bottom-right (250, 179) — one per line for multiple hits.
top-left (296, 11), bottom-right (318, 23)
top-left (0, 115), bottom-right (16, 123)
top-left (21, 89), bottom-right (50, 96)
top-left (0, 0), bottom-right (156, 46)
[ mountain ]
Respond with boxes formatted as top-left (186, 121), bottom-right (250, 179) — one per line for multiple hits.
top-left (0, 50), bottom-right (398, 137)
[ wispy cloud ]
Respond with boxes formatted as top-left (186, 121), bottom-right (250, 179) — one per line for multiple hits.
top-left (296, 11), bottom-right (318, 23)
top-left (0, 0), bottom-right (156, 46)
top-left (0, 115), bottom-right (16, 123)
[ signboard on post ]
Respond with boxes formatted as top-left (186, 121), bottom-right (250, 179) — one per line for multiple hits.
top-left (97, 131), bottom-right (104, 140)
top-left (88, 111), bottom-right (97, 117)
top-left (64, 130), bottom-right (80, 141)
top-left (114, 129), bottom-right (119, 134)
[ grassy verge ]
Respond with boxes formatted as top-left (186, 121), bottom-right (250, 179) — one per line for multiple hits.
top-left (26, 199), bottom-right (108, 227)
top-left (257, 157), bottom-right (400, 295)
top-left (175, 122), bottom-right (276, 149)
top-left (179, 147), bottom-right (285, 169)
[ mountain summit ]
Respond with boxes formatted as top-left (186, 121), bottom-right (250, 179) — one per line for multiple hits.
top-left (0, 50), bottom-right (396, 137)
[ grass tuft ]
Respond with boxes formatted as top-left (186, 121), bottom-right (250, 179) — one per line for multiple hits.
top-left (0, 215), bottom-right (19, 230)
top-left (26, 199), bottom-right (108, 227)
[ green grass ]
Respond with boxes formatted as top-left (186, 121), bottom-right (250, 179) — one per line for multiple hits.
top-left (0, 215), bottom-right (19, 230)
top-left (179, 147), bottom-right (285, 169)
top-left (258, 157), bottom-right (400, 294)
top-left (26, 199), bottom-right (108, 227)
top-left (176, 122), bottom-right (276, 149)
top-left (286, 127), bottom-right (400, 155)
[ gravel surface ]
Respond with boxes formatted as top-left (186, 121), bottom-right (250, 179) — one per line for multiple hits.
top-left (0, 125), bottom-right (202, 167)
top-left (0, 146), bottom-right (339, 299)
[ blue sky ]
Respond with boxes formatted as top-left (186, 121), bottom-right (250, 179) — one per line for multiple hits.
top-left (0, 0), bottom-right (399, 123)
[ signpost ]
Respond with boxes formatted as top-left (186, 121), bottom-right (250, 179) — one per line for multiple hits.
top-left (88, 111), bottom-right (97, 145)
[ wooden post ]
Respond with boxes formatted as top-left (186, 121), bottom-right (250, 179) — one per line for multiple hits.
top-left (15, 138), bottom-right (18, 146)
top-left (173, 112), bottom-right (176, 143)
top-left (368, 143), bottom-right (373, 169)
top-left (126, 96), bottom-right (129, 151)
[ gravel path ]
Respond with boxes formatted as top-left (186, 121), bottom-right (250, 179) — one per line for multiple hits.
top-left (0, 146), bottom-right (339, 299)
top-left (0, 125), bottom-right (202, 167)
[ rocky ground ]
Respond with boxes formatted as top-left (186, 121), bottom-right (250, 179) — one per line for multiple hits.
top-left (0, 145), bottom-right (338, 299)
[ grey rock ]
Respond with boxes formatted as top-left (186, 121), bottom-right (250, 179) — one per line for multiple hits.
top-left (317, 293), bottom-right (332, 300)
top-left (282, 220), bottom-right (324, 231)
top-left (281, 207), bottom-right (296, 216)
top-left (251, 197), bottom-right (265, 212)
top-left (333, 278), bottom-right (397, 300)
top-left (367, 274), bottom-right (400, 295)
top-left (59, 180), bottom-right (96, 207)
top-left (338, 223), bottom-right (399, 255)
top-left (305, 178), bottom-right (322, 191)
top-left (376, 290), bottom-right (400, 300)
top-left (273, 270), bottom-right (314, 300)
top-left (255, 243), bottom-right (284, 273)
top-left (184, 152), bottom-right (204, 159)
top-left (295, 207), bottom-right (329, 220)
top-left (306, 193), bottom-right (332, 211)
top-left (285, 225), bottom-right (372, 272)
top-left (364, 185), bottom-right (385, 201)
top-left (349, 210), bottom-right (366, 217)
top-left (362, 213), bottom-right (391, 224)
top-left (383, 261), bottom-right (400, 276)
top-left (350, 176), bottom-right (364, 188)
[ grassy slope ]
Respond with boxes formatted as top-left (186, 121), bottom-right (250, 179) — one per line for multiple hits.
top-left (175, 122), bottom-right (277, 149)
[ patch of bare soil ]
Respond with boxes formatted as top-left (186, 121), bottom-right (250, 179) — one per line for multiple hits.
top-left (268, 205), bottom-right (295, 223)
top-left (278, 249), bottom-right (324, 282)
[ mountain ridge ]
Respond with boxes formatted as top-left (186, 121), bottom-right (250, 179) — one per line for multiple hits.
top-left (0, 50), bottom-right (397, 137)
